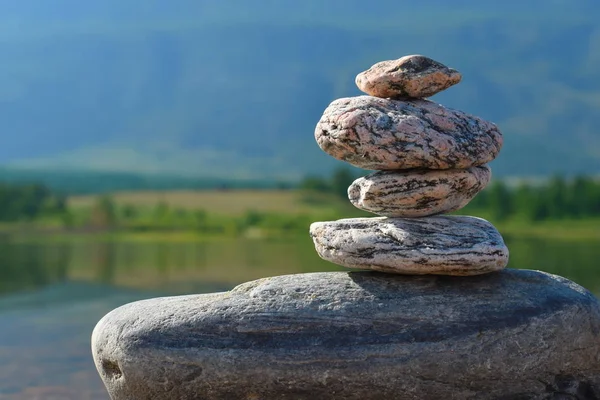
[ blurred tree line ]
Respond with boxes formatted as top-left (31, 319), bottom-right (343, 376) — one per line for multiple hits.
top-left (467, 176), bottom-right (600, 221)
top-left (0, 171), bottom-right (599, 232)
top-left (0, 183), bottom-right (66, 222)
top-left (300, 169), bottom-right (600, 222)
top-left (85, 195), bottom-right (316, 236)
top-left (0, 168), bottom-right (285, 195)
top-left (299, 168), bottom-right (357, 199)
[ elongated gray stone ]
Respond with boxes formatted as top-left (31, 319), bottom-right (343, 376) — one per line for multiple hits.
top-left (355, 55), bottom-right (461, 98)
top-left (310, 216), bottom-right (508, 275)
top-left (92, 270), bottom-right (600, 399)
top-left (315, 96), bottom-right (502, 170)
top-left (348, 166), bottom-right (491, 217)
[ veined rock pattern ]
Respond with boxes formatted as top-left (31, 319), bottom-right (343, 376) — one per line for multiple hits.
top-left (315, 96), bottom-right (502, 170)
top-left (348, 166), bottom-right (491, 217)
top-left (310, 216), bottom-right (508, 275)
top-left (312, 55), bottom-right (506, 276)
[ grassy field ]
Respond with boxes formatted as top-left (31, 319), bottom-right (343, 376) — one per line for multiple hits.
top-left (64, 189), bottom-right (600, 241)
top-left (68, 189), bottom-right (356, 216)
top-left (451, 213), bottom-right (600, 241)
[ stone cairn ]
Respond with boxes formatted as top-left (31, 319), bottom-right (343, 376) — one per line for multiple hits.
top-left (92, 55), bottom-right (600, 400)
top-left (311, 54), bottom-right (509, 276)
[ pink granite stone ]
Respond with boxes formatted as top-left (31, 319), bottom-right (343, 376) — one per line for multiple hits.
top-left (348, 166), bottom-right (491, 217)
top-left (356, 55), bottom-right (461, 98)
top-left (315, 96), bottom-right (502, 170)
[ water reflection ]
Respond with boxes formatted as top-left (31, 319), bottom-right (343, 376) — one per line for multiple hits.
top-left (0, 241), bottom-right (70, 296)
top-left (95, 242), bottom-right (117, 284)
top-left (505, 236), bottom-right (600, 294)
top-left (0, 237), bottom-right (346, 298)
top-left (0, 236), bottom-right (599, 297)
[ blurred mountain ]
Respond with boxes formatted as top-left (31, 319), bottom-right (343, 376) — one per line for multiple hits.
top-left (1, 0), bottom-right (599, 179)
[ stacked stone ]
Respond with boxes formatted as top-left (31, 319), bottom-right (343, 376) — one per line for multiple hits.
top-left (92, 54), bottom-right (600, 400)
top-left (311, 55), bottom-right (509, 276)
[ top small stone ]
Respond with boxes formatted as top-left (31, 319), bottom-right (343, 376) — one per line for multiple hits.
top-left (356, 55), bottom-right (461, 99)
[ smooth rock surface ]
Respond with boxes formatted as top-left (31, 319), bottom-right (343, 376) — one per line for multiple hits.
top-left (348, 165), bottom-right (491, 217)
top-left (356, 54), bottom-right (461, 98)
top-left (310, 215), bottom-right (508, 275)
top-left (92, 270), bottom-right (600, 400)
top-left (315, 96), bottom-right (503, 170)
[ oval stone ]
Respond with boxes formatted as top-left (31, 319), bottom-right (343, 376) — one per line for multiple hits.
top-left (92, 270), bottom-right (600, 399)
top-left (355, 55), bottom-right (462, 98)
top-left (348, 165), bottom-right (491, 217)
top-left (310, 215), bottom-right (508, 275)
top-left (315, 96), bottom-right (503, 170)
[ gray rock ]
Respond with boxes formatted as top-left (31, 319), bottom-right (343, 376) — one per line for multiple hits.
top-left (355, 54), bottom-right (462, 98)
top-left (348, 165), bottom-right (491, 217)
top-left (315, 96), bottom-right (502, 170)
top-left (92, 270), bottom-right (600, 400)
top-left (310, 215), bottom-right (508, 275)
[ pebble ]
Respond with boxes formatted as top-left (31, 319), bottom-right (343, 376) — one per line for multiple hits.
top-left (348, 165), bottom-right (491, 217)
top-left (355, 55), bottom-right (461, 98)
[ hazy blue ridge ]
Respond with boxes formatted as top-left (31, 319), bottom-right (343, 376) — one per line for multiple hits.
top-left (1, 0), bottom-right (599, 180)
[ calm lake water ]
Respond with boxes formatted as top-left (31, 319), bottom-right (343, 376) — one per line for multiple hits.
top-left (0, 234), bottom-right (599, 399)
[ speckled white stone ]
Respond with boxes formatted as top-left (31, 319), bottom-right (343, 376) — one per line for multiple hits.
top-left (310, 216), bottom-right (508, 276)
top-left (348, 166), bottom-right (491, 217)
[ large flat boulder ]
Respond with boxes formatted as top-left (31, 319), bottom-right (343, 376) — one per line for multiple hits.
top-left (92, 270), bottom-right (600, 400)
top-left (315, 96), bottom-right (502, 170)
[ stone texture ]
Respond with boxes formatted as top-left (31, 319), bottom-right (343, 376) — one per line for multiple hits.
top-left (92, 270), bottom-right (600, 400)
top-left (315, 95), bottom-right (502, 170)
top-left (310, 215), bottom-right (508, 275)
top-left (348, 165), bottom-right (491, 217)
top-left (356, 55), bottom-right (462, 98)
